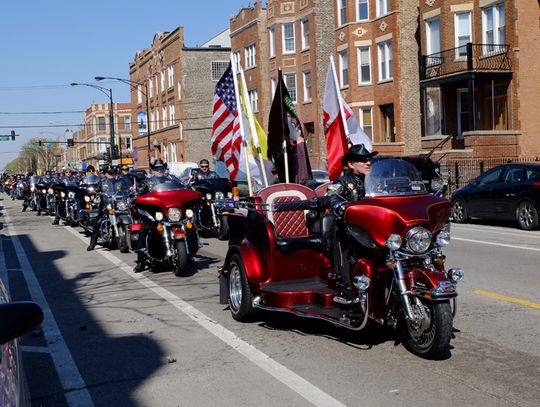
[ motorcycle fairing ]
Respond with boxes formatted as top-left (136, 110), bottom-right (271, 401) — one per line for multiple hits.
top-left (344, 195), bottom-right (451, 247)
top-left (135, 189), bottom-right (202, 210)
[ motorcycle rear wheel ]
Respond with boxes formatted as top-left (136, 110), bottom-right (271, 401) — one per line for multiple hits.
top-left (401, 298), bottom-right (453, 359)
top-left (173, 241), bottom-right (188, 277)
top-left (228, 254), bottom-right (258, 322)
top-left (117, 224), bottom-right (130, 253)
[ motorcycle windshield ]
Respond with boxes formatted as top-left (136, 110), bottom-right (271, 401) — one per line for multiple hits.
top-left (152, 181), bottom-right (187, 192)
top-left (191, 178), bottom-right (231, 193)
top-left (30, 176), bottom-right (41, 185)
top-left (364, 158), bottom-right (426, 197)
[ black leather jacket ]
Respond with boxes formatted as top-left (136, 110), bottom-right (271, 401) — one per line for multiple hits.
top-left (332, 170), bottom-right (366, 202)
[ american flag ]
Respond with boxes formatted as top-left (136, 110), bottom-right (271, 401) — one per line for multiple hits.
top-left (211, 63), bottom-right (242, 179)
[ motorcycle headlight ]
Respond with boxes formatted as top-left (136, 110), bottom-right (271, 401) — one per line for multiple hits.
top-left (68, 192), bottom-right (75, 199)
top-left (436, 224), bottom-right (451, 247)
top-left (84, 195), bottom-right (91, 202)
top-left (42, 189), bottom-right (47, 194)
top-left (116, 201), bottom-right (127, 211)
top-left (17, 184), bottom-right (23, 188)
top-left (205, 193), bottom-right (212, 200)
top-left (155, 211), bottom-right (164, 221)
top-left (167, 207), bottom-right (182, 222)
top-left (185, 209), bottom-right (194, 218)
top-left (227, 192), bottom-right (233, 199)
top-left (406, 227), bottom-right (432, 254)
top-left (215, 191), bottom-right (224, 200)
top-left (430, 177), bottom-right (445, 192)
top-left (60, 192), bottom-right (66, 198)
top-left (47, 188), bottom-right (53, 194)
top-left (386, 234), bottom-right (402, 251)
top-left (30, 186), bottom-right (35, 192)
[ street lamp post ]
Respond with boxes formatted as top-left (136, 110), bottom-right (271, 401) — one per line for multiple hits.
top-left (70, 82), bottom-right (115, 165)
top-left (95, 76), bottom-right (151, 169)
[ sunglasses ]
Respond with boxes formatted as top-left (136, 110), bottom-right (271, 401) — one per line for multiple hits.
top-left (200, 165), bottom-right (209, 169)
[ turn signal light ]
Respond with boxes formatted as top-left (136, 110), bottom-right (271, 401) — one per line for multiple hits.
top-left (156, 224), bottom-right (164, 232)
top-left (185, 221), bottom-right (193, 229)
top-left (85, 204), bottom-right (90, 209)
top-left (107, 209), bottom-right (114, 215)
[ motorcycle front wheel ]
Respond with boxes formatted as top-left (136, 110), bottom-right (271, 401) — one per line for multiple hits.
top-left (228, 254), bottom-right (258, 322)
top-left (173, 241), bottom-right (188, 277)
top-left (217, 216), bottom-right (230, 241)
top-left (117, 224), bottom-right (130, 253)
top-left (401, 298), bottom-right (453, 359)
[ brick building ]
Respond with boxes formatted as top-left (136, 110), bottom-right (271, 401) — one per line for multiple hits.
top-left (129, 27), bottom-right (231, 171)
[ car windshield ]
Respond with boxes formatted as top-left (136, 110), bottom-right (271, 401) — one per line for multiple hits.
top-left (365, 158), bottom-right (426, 197)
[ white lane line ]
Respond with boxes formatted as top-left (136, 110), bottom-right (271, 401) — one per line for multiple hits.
top-left (452, 225), bottom-right (540, 239)
top-left (65, 226), bottom-right (347, 407)
top-left (453, 237), bottom-right (540, 252)
top-left (3, 213), bottom-right (95, 407)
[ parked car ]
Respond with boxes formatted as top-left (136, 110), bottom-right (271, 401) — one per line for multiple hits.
top-left (0, 278), bottom-right (44, 407)
top-left (451, 163), bottom-right (540, 230)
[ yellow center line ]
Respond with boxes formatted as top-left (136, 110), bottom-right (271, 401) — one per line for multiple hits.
top-left (474, 290), bottom-right (540, 310)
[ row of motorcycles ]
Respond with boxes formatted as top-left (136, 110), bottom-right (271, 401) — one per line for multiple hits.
top-left (3, 157), bottom-right (462, 359)
top-left (2, 170), bottom-right (234, 277)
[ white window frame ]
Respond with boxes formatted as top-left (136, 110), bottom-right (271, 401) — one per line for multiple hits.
top-left (339, 50), bottom-right (349, 88)
top-left (482, 2), bottom-right (505, 55)
top-left (98, 137), bottom-right (107, 152)
top-left (338, 0), bottom-right (347, 26)
top-left (162, 106), bottom-right (167, 127)
top-left (357, 0), bottom-right (369, 22)
top-left (376, 0), bottom-right (391, 17)
top-left (233, 51), bottom-right (241, 73)
top-left (303, 71), bottom-right (312, 102)
top-left (426, 17), bottom-right (441, 56)
top-left (301, 19), bottom-right (310, 50)
top-left (155, 109), bottom-right (160, 130)
top-left (177, 80), bottom-right (182, 100)
top-left (359, 107), bottom-right (373, 142)
top-left (245, 44), bottom-right (256, 69)
top-left (269, 26), bottom-right (276, 58)
top-left (170, 142), bottom-right (177, 162)
top-left (149, 79), bottom-right (153, 98)
top-left (454, 11), bottom-right (472, 59)
top-left (160, 69), bottom-right (166, 92)
top-left (271, 77), bottom-right (277, 99)
top-left (282, 22), bottom-right (295, 54)
top-left (378, 40), bottom-right (392, 81)
top-left (248, 89), bottom-right (259, 113)
top-left (284, 73), bottom-right (297, 103)
top-left (167, 64), bottom-right (174, 89)
top-left (357, 46), bottom-right (371, 84)
top-left (124, 115), bottom-right (131, 130)
top-left (169, 103), bottom-right (175, 126)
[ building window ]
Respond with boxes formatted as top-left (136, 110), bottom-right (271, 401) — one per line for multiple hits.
top-left (154, 75), bottom-right (159, 95)
top-left (97, 116), bottom-right (106, 131)
top-left (125, 136), bottom-right (132, 150)
top-left (282, 22), bottom-right (295, 53)
top-left (455, 11), bottom-right (471, 58)
top-left (137, 84), bottom-right (142, 104)
top-left (360, 107), bottom-right (373, 140)
top-left (98, 137), bottom-right (107, 152)
top-left (339, 50), bottom-right (349, 88)
top-left (423, 87), bottom-right (442, 137)
top-left (160, 69), bottom-right (166, 92)
top-left (177, 80), bottom-right (182, 100)
top-left (426, 17), bottom-right (441, 66)
top-left (482, 3), bottom-right (505, 54)
top-left (162, 106), bottom-right (167, 127)
top-left (163, 143), bottom-right (168, 162)
top-left (169, 103), bottom-right (175, 126)
top-left (233, 51), bottom-right (241, 73)
top-left (284, 73), bottom-right (297, 102)
top-left (271, 77), bottom-right (277, 99)
top-left (338, 0), bottom-right (347, 26)
top-left (248, 89), bottom-right (259, 113)
top-left (245, 44), bottom-right (256, 69)
top-left (150, 111), bottom-right (155, 132)
top-left (380, 104), bottom-right (395, 142)
top-left (303, 71), bottom-right (312, 102)
top-left (124, 115), bottom-right (131, 130)
top-left (149, 80), bottom-right (153, 98)
top-left (211, 61), bottom-right (229, 81)
top-left (378, 40), bottom-right (392, 81)
top-left (171, 142), bottom-right (177, 162)
top-left (269, 26), bottom-right (275, 58)
top-left (376, 0), bottom-right (391, 17)
top-left (357, 46), bottom-right (371, 84)
top-left (155, 109), bottom-right (160, 130)
top-left (357, 0), bottom-right (369, 21)
top-left (167, 64), bottom-right (174, 88)
top-left (301, 19), bottom-right (310, 50)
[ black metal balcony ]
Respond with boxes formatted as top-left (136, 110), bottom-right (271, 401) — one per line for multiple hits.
top-left (420, 43), bottom-right (512, 81)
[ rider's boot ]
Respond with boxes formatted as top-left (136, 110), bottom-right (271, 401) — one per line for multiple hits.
top-left (133, 251), bottom-right (146, 273)
top-left (22, 203), bottom-right (27, 212)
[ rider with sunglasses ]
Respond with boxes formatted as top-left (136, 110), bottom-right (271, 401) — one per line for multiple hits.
top-left (192, 159), bottom-right (218, 181)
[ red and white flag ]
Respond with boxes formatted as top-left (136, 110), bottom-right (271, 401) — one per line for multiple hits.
top-left (323, 58), bottom-right (372, 180)
top-left (211, 63), bottom-right (242, 179)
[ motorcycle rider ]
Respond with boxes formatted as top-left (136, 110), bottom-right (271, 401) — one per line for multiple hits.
top-left (52, 167), bottom-right (75, 225)
top-left (191, 159), bottom-right (218, 182)
top-left (117, 165), bottom-right (133, 190)
top-left (86, 166), bottom-right (118, 251)
top-left (329, 144), bottom-right (378, 305)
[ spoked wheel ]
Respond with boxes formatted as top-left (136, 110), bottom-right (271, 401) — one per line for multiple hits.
top-left (517, 201), bottom-right (539, 230)
top-left (401, 298), bottom-right (453, 359)
top-left (228, 254), bottom-right (258, 322)
top-left (452, 199), bottom-right (468, 223)
top-left (173, 241), bottom-right (188, 277)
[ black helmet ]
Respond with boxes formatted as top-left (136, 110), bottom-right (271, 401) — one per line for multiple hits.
top-left (150, 159), bottom-right (167, 170)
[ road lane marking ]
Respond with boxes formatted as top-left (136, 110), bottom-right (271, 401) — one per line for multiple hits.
top-left (453, 237), bottom-right (540, 252)
top-left (65, 226), bottom-right (347, 407)
top-left (474, 290), bottom-right (540, 310)
top-left (2, 213), bottom-right (95, 407)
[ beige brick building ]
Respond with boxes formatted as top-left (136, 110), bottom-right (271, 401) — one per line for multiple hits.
top-left (129, 27), bottom-right (231, 171)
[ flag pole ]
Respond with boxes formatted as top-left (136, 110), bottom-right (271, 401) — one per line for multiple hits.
top-left (239, 67), bottom-right (269, 187)
top-left (330, 55), bottom-right (351, 146)
top-left (230, 55), bottom-right (253, 196)
top-left (278, 70), bottom-right (290, 183)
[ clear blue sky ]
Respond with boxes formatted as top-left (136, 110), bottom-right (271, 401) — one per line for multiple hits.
top-left (0, 0), bottom-right (255, 170)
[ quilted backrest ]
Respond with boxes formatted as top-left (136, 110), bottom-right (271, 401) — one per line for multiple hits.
top-left (256, 183), bottom-right (316, 237)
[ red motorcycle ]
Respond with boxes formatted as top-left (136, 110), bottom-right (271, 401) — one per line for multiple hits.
top-left (220, 158), bottom-right (464, 358)
top-left (129, 179), bottom-right (202, 276)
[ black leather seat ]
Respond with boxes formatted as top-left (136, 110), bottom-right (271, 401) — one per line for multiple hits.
top-left (275, 235), bottom-right (326, 254)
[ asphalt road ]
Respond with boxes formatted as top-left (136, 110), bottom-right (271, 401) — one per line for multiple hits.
top-left (0, 196), bottom-right (539, 407)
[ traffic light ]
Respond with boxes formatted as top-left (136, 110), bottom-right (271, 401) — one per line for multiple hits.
top-left (66, 138), bottom-right (74, 147)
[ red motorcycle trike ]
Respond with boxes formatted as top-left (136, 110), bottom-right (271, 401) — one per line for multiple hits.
top-left (129, 180), bottom-right (202, 276)
top-left (220, 158), bottom-right (464, 358)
